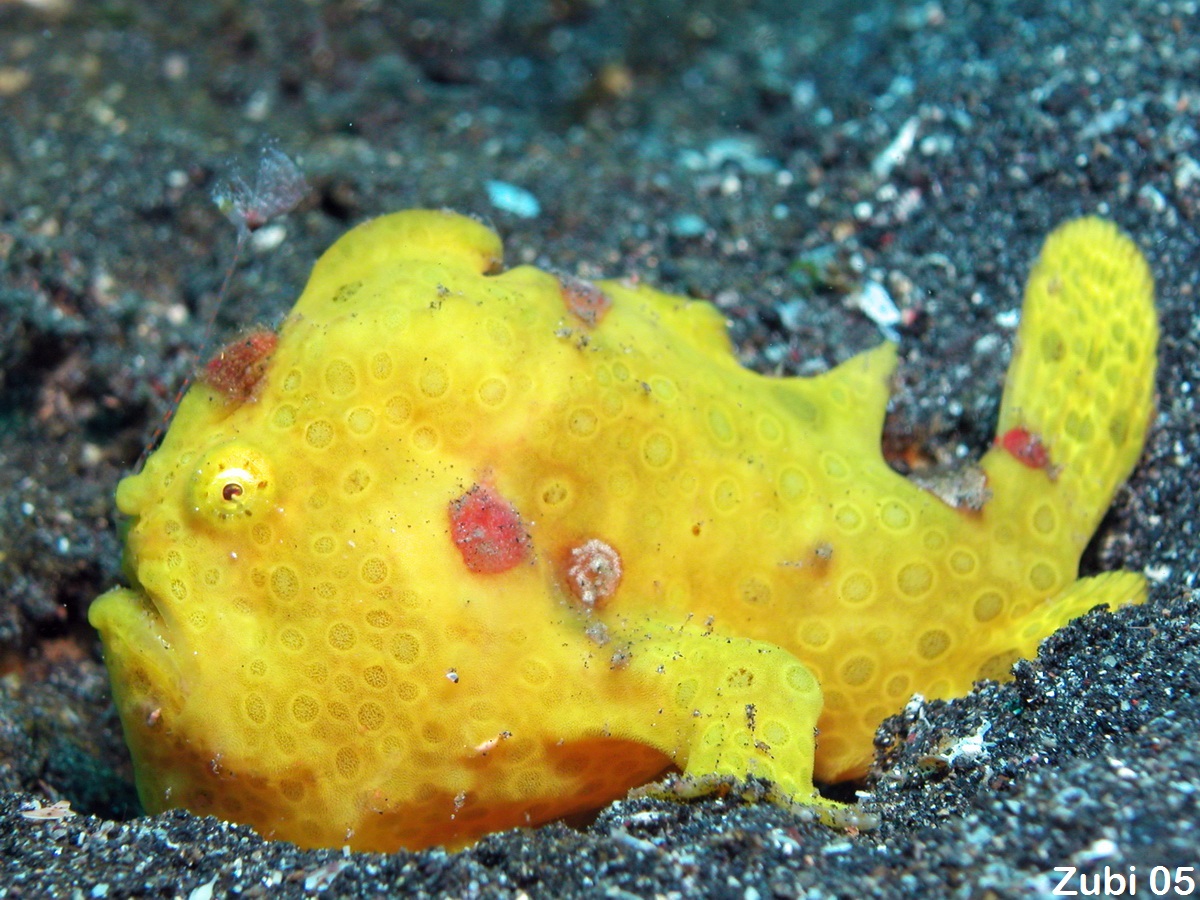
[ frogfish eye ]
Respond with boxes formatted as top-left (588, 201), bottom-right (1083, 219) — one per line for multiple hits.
top-left (188, 442), bottom-right (276, 524)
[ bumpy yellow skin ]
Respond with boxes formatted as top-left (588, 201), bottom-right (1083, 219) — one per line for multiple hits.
top-left (89, 211), bottom-right (1158, 851)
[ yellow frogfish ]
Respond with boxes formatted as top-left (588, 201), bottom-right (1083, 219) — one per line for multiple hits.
top-left (89, 210), bottom-right (1158, 851)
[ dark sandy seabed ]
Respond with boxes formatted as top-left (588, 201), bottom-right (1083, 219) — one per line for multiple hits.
top-left (1, 0), bottom-right (1198, 896)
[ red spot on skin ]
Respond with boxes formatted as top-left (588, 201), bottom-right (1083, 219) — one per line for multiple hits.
top-left (449, 483), bottom-right (530, 574)
top-left (559, 275), bottom-right (612, 328)
top-left (998, 427), bottom-right (1052, 470)
top-left (564, 538), bottom-right (622, 609)
top-left (202, 328), bottom-right (278, 403)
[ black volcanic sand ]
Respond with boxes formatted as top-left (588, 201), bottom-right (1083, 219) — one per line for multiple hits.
top-left (1, 0), bottom-right (1198, 896)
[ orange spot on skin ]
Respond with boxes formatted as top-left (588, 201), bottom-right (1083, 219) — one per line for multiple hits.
top-left (997, 427), bottom-right (1052, 470)
top-left (449, 482), bottom-right (530, 574)
top-left (559, 275), bottom-right (612, 328)
top-left (202, 329), bottom-right (278, 403)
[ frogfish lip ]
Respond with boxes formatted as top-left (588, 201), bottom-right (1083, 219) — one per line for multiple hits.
top-left (88, 575), bottom-right (175, 658)
top-left (88, 580), bottom-right (183, 727)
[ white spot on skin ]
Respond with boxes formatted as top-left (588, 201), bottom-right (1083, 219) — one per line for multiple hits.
top-left (472, 730), bottom-right (512, 755)
top-left (567, 538), bottom-right (622, 608)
